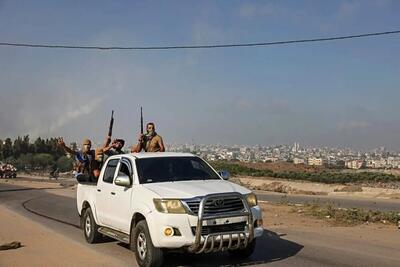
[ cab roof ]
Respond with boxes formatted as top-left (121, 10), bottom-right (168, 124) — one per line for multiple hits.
top-left (127, 152), bottom-right (196, 159)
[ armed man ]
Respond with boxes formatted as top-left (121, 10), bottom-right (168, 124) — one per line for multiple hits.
top-left (96, 136), bottom-right (125, 162)
top-left (95, 110), bottom-right (126, 167)
top-left (58, 137), bottom-right (100, 182)
top-left (131, 122), bottom-right (165, 152)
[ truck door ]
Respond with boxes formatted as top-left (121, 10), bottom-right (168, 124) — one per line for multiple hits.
top-left (108, 157), bottom-right (134, 233)
top-left (96, 158), bottom-right (119, 226)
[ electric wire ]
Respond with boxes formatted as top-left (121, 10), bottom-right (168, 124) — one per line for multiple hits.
top-left (0, 30), bottom-right (399, 51)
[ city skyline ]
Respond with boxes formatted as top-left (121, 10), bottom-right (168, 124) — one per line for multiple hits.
top-left (1, 1), bottom-right (400, 149)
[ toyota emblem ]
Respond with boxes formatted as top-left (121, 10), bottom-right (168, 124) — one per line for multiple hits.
top-left (213, 198), bottom-right (224, 208)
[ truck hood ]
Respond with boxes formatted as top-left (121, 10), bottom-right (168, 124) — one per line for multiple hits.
top-left (142, 179), bottom-right (251, 199)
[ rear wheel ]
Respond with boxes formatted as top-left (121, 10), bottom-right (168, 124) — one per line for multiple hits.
top-left (228, 239), bottom-right (256, 259)
top-left (131, 220), bottom-right (163, 267)
top-left (82, 207), bottom-right (101, 243)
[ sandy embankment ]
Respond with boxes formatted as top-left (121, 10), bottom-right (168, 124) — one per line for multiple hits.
top-left (0, 205), bottom-right (125, 267)
top-left (237, 176), bottom-right (400, 199)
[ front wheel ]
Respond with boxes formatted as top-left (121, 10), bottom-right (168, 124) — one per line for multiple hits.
top-left (82, 207), bottom-right (101, 243)
top-left (228, 239), bottom-right (256, 259)
top-left (131, 220), bottom-right (163, 267)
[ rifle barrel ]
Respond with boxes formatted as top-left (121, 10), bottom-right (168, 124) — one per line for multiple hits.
top-left (140, 107), bottom-right (143, 134)
top-left (108, 110), bottom-right (114, 137)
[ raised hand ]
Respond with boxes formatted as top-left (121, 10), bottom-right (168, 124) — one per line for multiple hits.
top-left (138, 134), bottom-right (145, 142)
top-left (57, 137), bottom-right (66, 147)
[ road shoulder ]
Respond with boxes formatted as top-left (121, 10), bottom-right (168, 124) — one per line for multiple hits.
top-left (0, 205), bottom-right (125, 267)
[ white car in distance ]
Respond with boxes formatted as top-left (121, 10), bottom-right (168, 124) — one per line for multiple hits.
top-left (77, 152), bottom-right (263, 267)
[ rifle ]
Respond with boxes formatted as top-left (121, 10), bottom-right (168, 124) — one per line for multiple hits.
top-left (108, 110), bottom-right (114, 137)
top-left (98, 110), bottom-right (115, 165)
top-left (140, 107), bottom-right (143, 135)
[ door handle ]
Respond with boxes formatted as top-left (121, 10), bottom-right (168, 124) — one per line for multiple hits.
top-left (111, 192), bottom-right (116, 195)
top-left (97, 189), bottom-right (101, 192)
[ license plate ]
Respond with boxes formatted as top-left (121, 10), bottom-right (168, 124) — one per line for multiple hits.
top-left (205, 216), bottom-right (247, 226)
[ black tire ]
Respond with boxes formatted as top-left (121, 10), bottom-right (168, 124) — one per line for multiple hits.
top-left (131, 220), bottom-right (163, 267)
top-left (228, 239), bottom-right (256, 259)
top-left (82, 207), bottom-right (101, 243)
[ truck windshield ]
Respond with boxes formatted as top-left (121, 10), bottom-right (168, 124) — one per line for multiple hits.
top-left (135, 156), bottom-right (220, 184)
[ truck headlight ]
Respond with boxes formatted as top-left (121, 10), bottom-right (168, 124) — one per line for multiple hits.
top-left (153, 199), bottom-right (187, 214)
top-left (245, 193), bottom-right (258, 207)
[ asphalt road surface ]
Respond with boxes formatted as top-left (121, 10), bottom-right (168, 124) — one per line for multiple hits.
top-left (10, 176), bottom-right (400, 212)
top-left (0, 181), bottom-right (399, 266)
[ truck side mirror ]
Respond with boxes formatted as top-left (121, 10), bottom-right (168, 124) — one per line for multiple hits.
top-left (218, 170), bottom-right (230, 180)
top-left (115, 174), bottom-right (131, 187)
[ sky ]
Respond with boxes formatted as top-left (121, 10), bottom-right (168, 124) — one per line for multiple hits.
top-left (0, 0), bottom-right (399, 149)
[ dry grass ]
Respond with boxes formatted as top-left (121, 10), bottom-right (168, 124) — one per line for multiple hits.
top-left (291, 203), bottom-right (400, 226)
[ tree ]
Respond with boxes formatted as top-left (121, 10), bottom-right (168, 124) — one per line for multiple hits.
top-left (33, 153), bottom-right (54, 171)
top-left (34, 137), bottom-right (46, 153)
top-left (17, 153), bottom-right (34, 171)
top-left (21, 135), bottom-right (30, 154)
top-left (56, 156), bottom-right (74, 172)
top-left (13, 136), bottom-right (23, 158)
top-left (2, 138), bottom-right (13, 159)
top-left (0, 139), bottom-right (3, 160)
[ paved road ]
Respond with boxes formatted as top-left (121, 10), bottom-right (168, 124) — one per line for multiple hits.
top-left (0, 182), bottom-right (399, 267)
top-left (11, 175), bottom-right (400, 212)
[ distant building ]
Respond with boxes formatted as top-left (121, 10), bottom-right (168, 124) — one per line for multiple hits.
top-left (308, 157), bottom-right (324, 166)
top-left (345, 160), bottom-right (364, 169)
top-left (293, 158), bottom-right (305, 165)
top-left (366, 159), bottom-right (386, 169)
top-left (264, 157), bottom-right (279, 163)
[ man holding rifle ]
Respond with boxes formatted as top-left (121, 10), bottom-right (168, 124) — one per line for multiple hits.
top-left (131, 122), bottom-right (165, 153)
top-left (97, 137), bottom-right (125, 159)
top-left (131, 107), bottom-right (165, 153)
top-left (96, 110), bottom-right (125, 164)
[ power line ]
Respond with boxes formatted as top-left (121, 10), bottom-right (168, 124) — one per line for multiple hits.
top-left (0, 30), bottom-right (399, 51)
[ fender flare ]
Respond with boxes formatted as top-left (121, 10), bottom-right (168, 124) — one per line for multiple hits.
top-left (80, 200), bottom-right (100, 226)
top-left (129, 202), bottom-right (161, 247)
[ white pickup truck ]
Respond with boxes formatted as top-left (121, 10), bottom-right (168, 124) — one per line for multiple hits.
top-left (77, 152), bottom-right (263, 267)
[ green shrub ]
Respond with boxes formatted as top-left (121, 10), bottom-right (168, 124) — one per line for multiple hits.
top-left (210, 161), bottom-right (400, 184)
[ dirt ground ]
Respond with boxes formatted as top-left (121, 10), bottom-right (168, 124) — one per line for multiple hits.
top-left (0, 205), bottom-right (126, 267)
top-left (236, 176), bottom-right (400, 199)
top-left (1, 176), bottom-right (399, 267)
top-left (261, 201), bottom-right (400, 257)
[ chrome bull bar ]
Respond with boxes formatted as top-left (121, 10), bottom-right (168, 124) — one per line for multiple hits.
top-left (188, 192), bottom-right (254, 253)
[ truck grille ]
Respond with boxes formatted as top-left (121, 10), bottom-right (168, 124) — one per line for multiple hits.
top-left (191, 221), bottom-right (246, 235)
top-left (183, 196), bottom-right (245, 215)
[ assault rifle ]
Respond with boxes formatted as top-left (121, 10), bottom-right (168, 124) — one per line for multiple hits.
top-left (140, 107), bottom-right (143, 135)
top-left (108, 110), bottom-right (114, 137)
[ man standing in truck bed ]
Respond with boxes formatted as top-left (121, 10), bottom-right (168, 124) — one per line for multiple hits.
top-left (58, 138), bottom-right (100, 182)
top-left (131, 122), bottom-right (165, 152)
top-left (96, 135), bottom-right (125, 165)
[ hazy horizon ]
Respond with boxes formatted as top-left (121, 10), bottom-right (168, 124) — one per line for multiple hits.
top-left (1, 1), bottom-right (400, 150)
